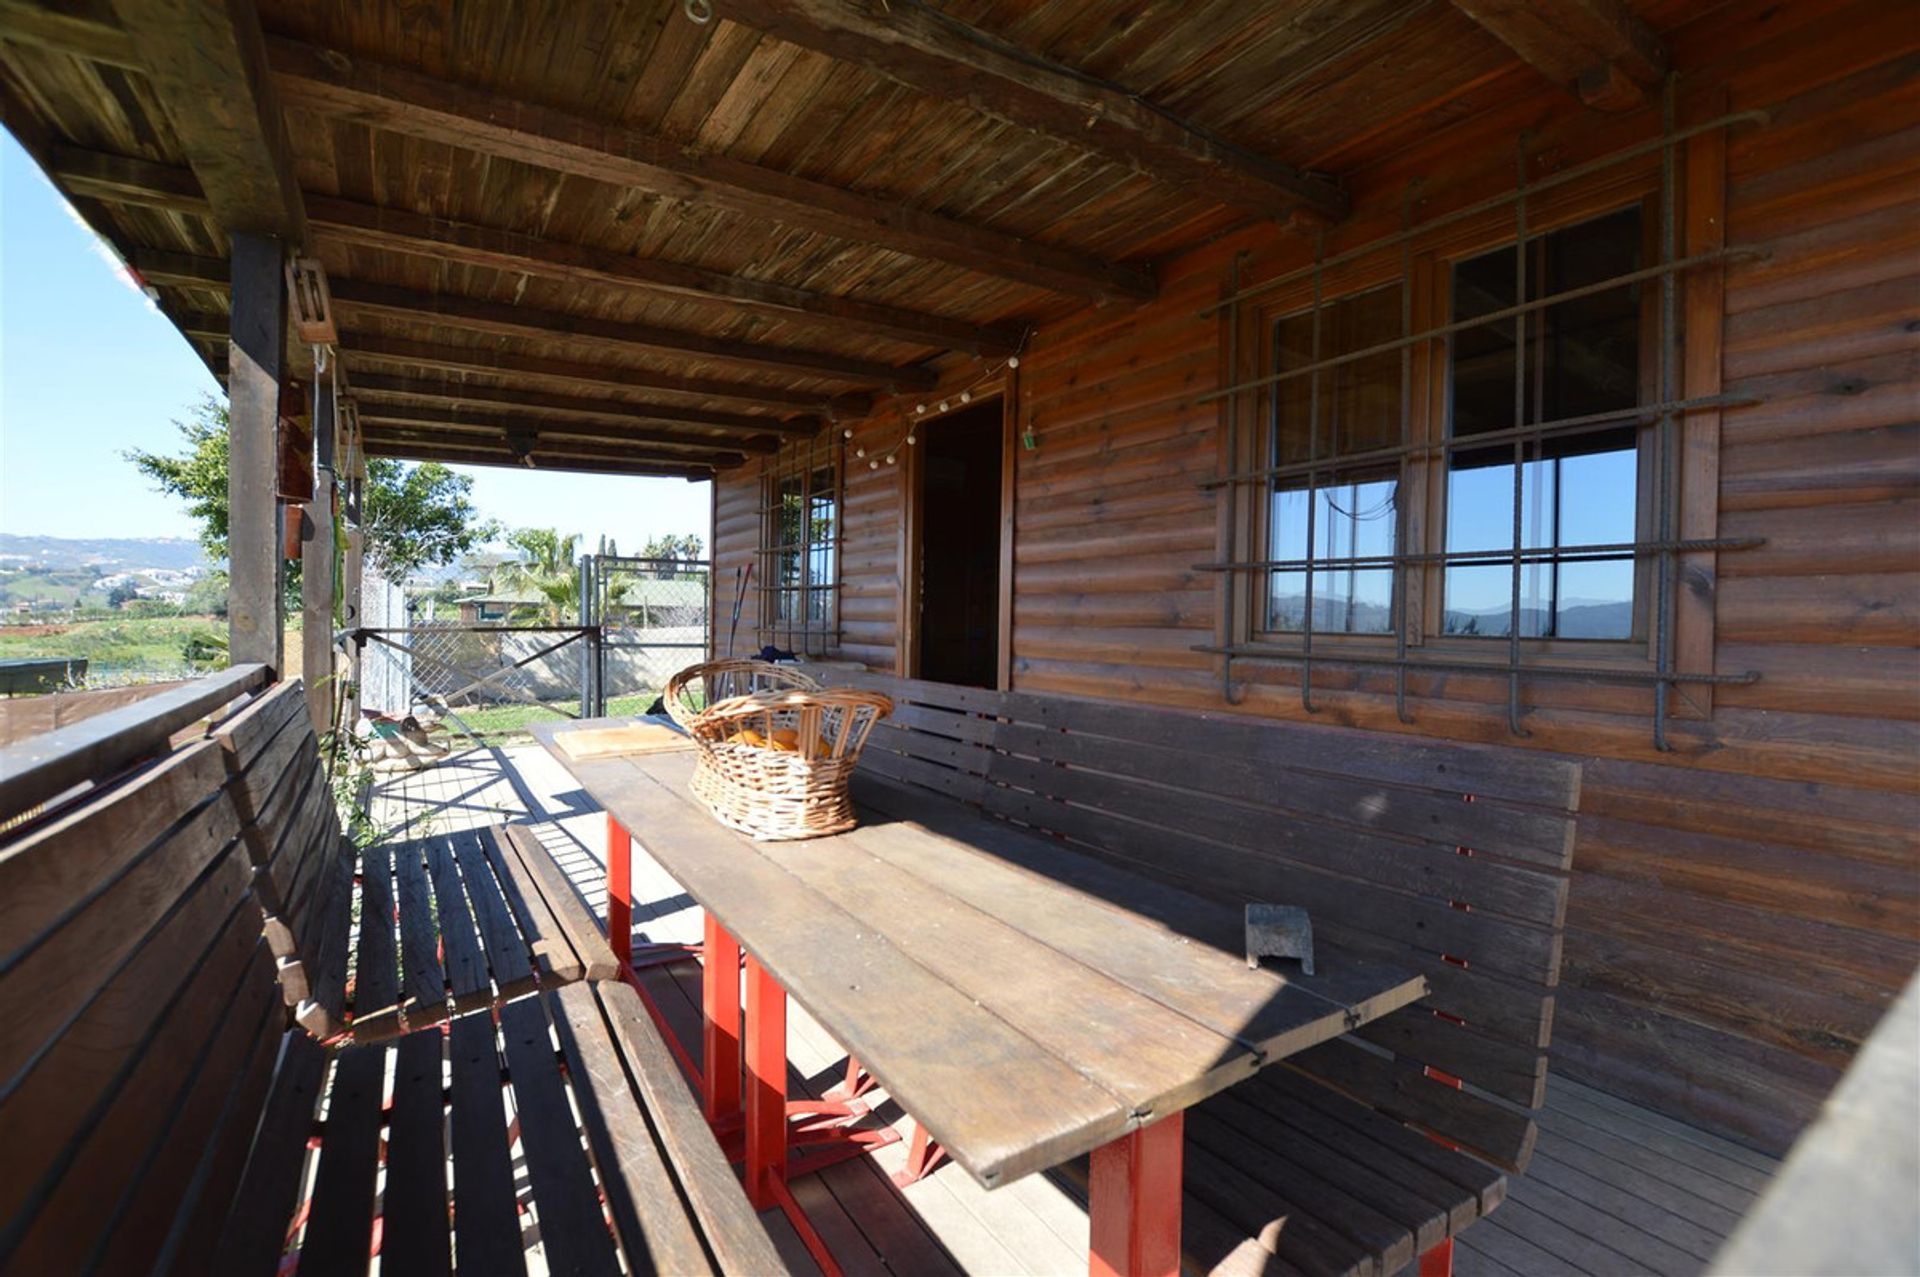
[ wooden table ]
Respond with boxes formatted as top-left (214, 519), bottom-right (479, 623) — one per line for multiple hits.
top-left (533, 721), bottom-right (1427, 1277)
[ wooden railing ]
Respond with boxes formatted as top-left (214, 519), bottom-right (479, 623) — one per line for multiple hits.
top-left (0, 663), bottom-right (270, 825)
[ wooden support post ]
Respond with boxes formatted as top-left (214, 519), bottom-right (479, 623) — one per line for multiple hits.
top-left (227, 232), bottom-right (285, 671)
top-left (702, 914), bottom-right (742, 1124)
top-left (342, 519), bottom-right (363, 723)
top-left (301, 379), bottom-right (335, 732)
top-left (1088, 1114), bottom-right (1184, 1277)
top-left (743, 953), bottom-right (787, 1211)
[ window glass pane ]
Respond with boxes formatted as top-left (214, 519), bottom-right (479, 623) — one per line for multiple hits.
top-left (1445, 207), bottom-right (1643, 639)
top-left (1267, 471), bottom-right (1397, 634)
top-left (1265, 284), bottom-right (1402, 635)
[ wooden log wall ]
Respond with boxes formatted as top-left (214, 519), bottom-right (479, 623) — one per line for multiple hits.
top-left (712, 0), bottom-right (1919, 1154)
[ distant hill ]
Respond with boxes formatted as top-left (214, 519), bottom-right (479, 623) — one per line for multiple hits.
top-left (0, 534), bottom-right (211, 572)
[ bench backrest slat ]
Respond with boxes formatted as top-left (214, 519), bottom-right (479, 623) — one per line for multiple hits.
top-left (0, 723), bottom-right (277, 1273)
top-left (828, 669), bottom-right (1579, 1171)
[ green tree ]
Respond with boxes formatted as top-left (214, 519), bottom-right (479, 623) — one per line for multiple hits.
top-left (128, 396), bottom-right (501, 599)
top-left (502, 528), bottom-right (584, 623)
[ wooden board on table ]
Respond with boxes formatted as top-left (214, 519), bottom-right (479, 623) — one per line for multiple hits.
top-left (554, 720), bottom-right (694, 760)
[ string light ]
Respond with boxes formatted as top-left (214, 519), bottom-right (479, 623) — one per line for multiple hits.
top-left (846, 346), bottom-right (1028, 470)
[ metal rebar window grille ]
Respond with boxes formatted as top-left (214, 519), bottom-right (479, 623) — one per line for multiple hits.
top-left (1199, 96), bottom-right (1769, 746)
top-left (757, 431), bottom-right (841, 654)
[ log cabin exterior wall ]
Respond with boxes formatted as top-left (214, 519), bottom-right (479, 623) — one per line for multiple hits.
top-left (713, 0), bottom-right (1920, 1155)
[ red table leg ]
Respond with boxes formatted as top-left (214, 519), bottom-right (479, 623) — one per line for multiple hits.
top-left (1088, 1113), bottom-right (1184, 1277)
top-left (605, 815), bottom-right (631, 968)
top-left (743, 954), bottom-right (787, 1210)
top-left (1419, 1237), bottom-right (1455, 1277)
top-left (702, 915), bottom-right (742, 1123)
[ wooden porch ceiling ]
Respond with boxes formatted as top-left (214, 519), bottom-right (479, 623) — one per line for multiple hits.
top-left (0, 0), bottom-right (1675, 479)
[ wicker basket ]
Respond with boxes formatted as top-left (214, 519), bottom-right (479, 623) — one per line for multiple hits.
top-left (664, 658), bottom-right (821, 727)
top-left (665, 661), bottom-right (893, 840)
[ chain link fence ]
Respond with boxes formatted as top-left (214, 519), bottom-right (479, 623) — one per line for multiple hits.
top-left (356, 557), bottom-right (711, 740)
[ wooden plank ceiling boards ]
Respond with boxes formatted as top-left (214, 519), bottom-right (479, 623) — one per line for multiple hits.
top-left (0, 0), bottom-right (1673, 474)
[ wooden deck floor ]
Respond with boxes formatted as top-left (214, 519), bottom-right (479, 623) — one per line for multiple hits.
top-left (367, 740), bottom-right (1782, 1277)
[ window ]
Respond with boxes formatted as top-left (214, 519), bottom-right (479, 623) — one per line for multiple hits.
top-left (1263, 284), bottom-right (1403, 635)
top-left (1241, 205), bottom-right (1656, 652)
top-left (1443, 207), bottom-right (1646, 640)
top-left (759, 435), bottom-right (840, 650)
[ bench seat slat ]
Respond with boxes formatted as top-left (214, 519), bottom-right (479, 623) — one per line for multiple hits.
top-left (297, 1044), bottom-right (386, 1274)
top-left (500, 997), bottom-right (625, 1277)
top-left (483, 826), bottom-right (587, 987)
top-left (383, 1029), bottom-right (453, 1277)
top-left (550, 983), bottom-right (716, 1277)
top-left (449, 1011), bottom-right (530, 1275)
top-left (590, 980), bottom-right (788, 1275)
top-left (451, 828), bottom-right (538, 1001)
top-left (428, 835), bottom-right (493, 1013)
top-left (391, 838), bottom-right (450, 1021)
top-left (350, 840), bottom-right (404, 1039)
top-left (1207, 1088), bottom-right (1456, 1254)
top-left (1189, 1106), bottom-right (1418, 1274)
top-left (503, 824), bottom-right (621, 981)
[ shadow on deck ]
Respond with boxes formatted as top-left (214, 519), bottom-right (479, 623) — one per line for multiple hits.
top-left (367, 742), bottom-right (1780, 1277)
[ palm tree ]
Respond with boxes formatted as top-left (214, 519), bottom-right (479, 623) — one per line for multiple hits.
top-left (502, 528), bottom-right (582, 623)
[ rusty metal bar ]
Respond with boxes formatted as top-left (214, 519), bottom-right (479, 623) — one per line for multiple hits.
top-left (1198, 109), bottom-right (1770, 318)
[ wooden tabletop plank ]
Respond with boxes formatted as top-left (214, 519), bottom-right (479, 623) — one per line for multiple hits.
top-left (559, 750), bottom-right (1130, 1187)
top-left (845, 773), bottom-right (1427, 1057)
top-left (754, 811), bottom-right (1258, 1118)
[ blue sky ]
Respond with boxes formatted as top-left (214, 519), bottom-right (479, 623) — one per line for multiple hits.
top-left (0, 134), bottom-right (710, 555)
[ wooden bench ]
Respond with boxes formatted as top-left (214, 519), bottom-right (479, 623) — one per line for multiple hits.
top-left (212, 680), bottom-right (619, 1043)
top-left (0, 674), bottom-right (785, 1275)
top-left (828, 669), bottom-right (1580, 1277)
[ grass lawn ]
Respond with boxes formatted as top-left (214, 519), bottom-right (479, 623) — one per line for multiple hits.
top-left (449, 691), bottom-right (660, 739)
top-left (0, 613), bottom-right (227, 681)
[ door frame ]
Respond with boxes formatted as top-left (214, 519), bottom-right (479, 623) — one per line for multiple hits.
top-left (896, 377), bottom-right (1017, 690)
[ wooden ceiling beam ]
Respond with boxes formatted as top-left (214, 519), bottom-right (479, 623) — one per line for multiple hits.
top-left (340, 332), bottom-right (865, 416)
top-left (360, 432), bottom-right (727, 479)
top-left (105, 0), bottom-right (305, 240)
top-left (348, 371), bottom-right (816, 438)
top-left (123, 247), bottom-right (935, 388)
top-left (358, 399), bottom-right (781, 455)
top-left (327, 276), bottom-right (937, 390)
top-left (1450, 0), bottom-right (1667, 111)
top-left (0, 0), bottom-right (140, 68)
top-left (48, 144), bottom-right (1024, 355)
top-left (716, 0), bottom-right (1347, 224)
top-left (265, 36), bottom-right (1155, 303)
top-left (359, 426), bottom-right (733, 470)
top-left (305, 196), bottom-right (1025, 357)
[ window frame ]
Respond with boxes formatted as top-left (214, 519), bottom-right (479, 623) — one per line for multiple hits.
top-left (1231, 185), bottom-right (1678, 672)
top-left (756, 433), bottom-right (842, 654)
